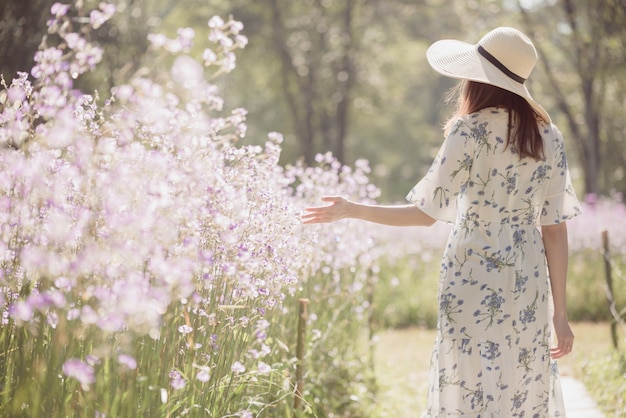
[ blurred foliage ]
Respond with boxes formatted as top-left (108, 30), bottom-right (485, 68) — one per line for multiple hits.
top-left (1, 0), bottom-right (625, 200)
top-left (517, 0), bottom-right (626, 196)
top-left (372, 250), bottom-right (626, 328)
top-left (370, 256), bottom-right (440, 330)
top-left (0, 0), bottom-right (57, 80)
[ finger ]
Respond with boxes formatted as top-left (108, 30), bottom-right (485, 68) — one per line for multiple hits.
top-left (304, 196), bottom-right (343, 212)
top-left (304, 206), bottom-right (330, 213)
top-left (550, 344), bottom-right (573, 359)
top-left (550, 347), bottom-right (565, 359)
top-left (558, 339), bottom-right (573, 351)
top-left (301, 212), bottom-right (328, 224)
top-left (551, 350), bottom-right (569, 359)
top-left (550, 349), bottom-right (564, 359)
top-left (302, 217), bottom-right (327, 224)
top-left (301, 212), bottom-right (321, 221)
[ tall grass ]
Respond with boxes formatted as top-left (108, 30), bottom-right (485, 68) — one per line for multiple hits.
top-left (579, 350), bottom-right (626, 418)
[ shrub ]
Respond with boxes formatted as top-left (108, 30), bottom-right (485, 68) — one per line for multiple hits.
top-left (579, 350), bottom-right (626, 418)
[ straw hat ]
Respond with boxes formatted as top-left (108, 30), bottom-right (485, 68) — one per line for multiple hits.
top-left (426, 27), bottom-right (550, 123)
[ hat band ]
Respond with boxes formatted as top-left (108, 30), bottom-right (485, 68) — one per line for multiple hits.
top-left (477, 45), bottom-right (526, 84)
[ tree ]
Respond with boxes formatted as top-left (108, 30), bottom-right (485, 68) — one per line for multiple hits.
top-left (0, 0), bottom-right (57, 80)
top-left (518, 0), bottom-right (626, 195)
top-left (208, 0), bottom-right (363, 165)
top-left (193, 0), bottom-right (488, 198)
top-left (0, 0), bottom-right (175, 95)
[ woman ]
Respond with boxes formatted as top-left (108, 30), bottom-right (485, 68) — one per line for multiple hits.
top-left (303, 27), bottom-right (582, 417)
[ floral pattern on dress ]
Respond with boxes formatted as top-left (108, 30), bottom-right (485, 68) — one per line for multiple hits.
top-left (407, 107), bottom-right (582, 417)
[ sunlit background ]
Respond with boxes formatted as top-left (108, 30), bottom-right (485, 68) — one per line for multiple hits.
top-left (0, 1), bottom-right (624, 417)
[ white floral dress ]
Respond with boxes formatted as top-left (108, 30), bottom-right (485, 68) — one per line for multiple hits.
top-left (407, 108), bottom-right (582, 417)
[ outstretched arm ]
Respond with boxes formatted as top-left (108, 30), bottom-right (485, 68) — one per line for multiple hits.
top-left (302, 196), bottom-right (436, 227)
top-left (542, 222), bottom-right (574, 359)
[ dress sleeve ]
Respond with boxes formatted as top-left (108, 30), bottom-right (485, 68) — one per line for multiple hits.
top-left (539, 128), bottom-right (583, 225)
top-left (406, 119), bottom-right (473, 224)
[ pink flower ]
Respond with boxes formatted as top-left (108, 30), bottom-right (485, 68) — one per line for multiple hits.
top-left (118, 354), bottom-right (137, 370)
top-left (208, 16), bottom-right (225, 29)
top-left (202, 48), bottom-right (217, 65)
top-left (169, 371), bottom-right (186, 390)
top-left (62, 358), bottom-right (95, 386)
top-left (50, 2), bottom-right (70, 17)
top-left (9, 301), bottom-right (33, 322)
top-left (6, 86), bottom-right (26, 103)
top-left (231, 361), bottom-right (245, 374)
top-left (257, 361), bottom-right (271, 374)
top-left (147, 33), bottom-right (168, 48)
top-left (89, 3), bottom-right (116, 29)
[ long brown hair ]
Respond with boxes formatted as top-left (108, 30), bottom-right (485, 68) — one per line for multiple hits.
top-left (444, 80), bottom-right (544, 160)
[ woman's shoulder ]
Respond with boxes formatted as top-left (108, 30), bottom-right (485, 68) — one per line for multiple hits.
top-left (472, 106), bottom-right (509, 117)
top-left (538, 120), bottom-right (561, 136)
top-left (454, 107), bottom-right (510, 124)
top-left (456, 108), bottom-right (561, 133)
top-left (536, 121), bottom-right (564, 145)
top-left (447, 107), bottom-right (508, 133)
top-left (539, 122), bottom-right (566, 157)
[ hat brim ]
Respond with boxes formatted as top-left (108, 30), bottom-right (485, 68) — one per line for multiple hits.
top-left (426, 39), bottom-right (551, 123)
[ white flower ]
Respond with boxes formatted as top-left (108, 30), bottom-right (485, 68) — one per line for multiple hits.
top-left (178, 324), bottom-right (193, 335)
top-left (196, 369), bottom-right (210, 382)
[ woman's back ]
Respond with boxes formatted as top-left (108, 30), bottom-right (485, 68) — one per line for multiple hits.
top-left (457, 107), bottom-right (574, 227)
top-left (408, 106), bottom-right (580, 229)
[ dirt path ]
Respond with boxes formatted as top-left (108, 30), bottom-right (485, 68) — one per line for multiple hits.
top-left (561, 376), bottom-right (606, 418)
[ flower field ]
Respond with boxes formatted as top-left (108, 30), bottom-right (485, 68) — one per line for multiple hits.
top-left (1, 3), bottom-right (625, 417)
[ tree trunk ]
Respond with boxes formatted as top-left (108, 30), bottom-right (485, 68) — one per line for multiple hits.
top-left (518, 0), bottom-right (604, 196)
top-left (332, 0), bottom-right (356, 164)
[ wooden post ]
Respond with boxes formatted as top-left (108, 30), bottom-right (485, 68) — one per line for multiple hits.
top-left (294, 298), bottom-right (309, 410)
top-left (601, 230), bottom-right (619, 349)
top-left (366, 269), bottom-right (377, 374)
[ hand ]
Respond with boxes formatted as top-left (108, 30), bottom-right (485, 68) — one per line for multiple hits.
top-left (550, 316), bottom-right (574, 359)
top-left (302, 196), bottom-right (352, 224)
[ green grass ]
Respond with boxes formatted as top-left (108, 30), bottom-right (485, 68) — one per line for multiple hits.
top-left (371, 322), bottom-right (625, 417)
top-left (581, 351), bottom-right (626, 418)
top-left (370, 257), bottom-right (440, 330)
